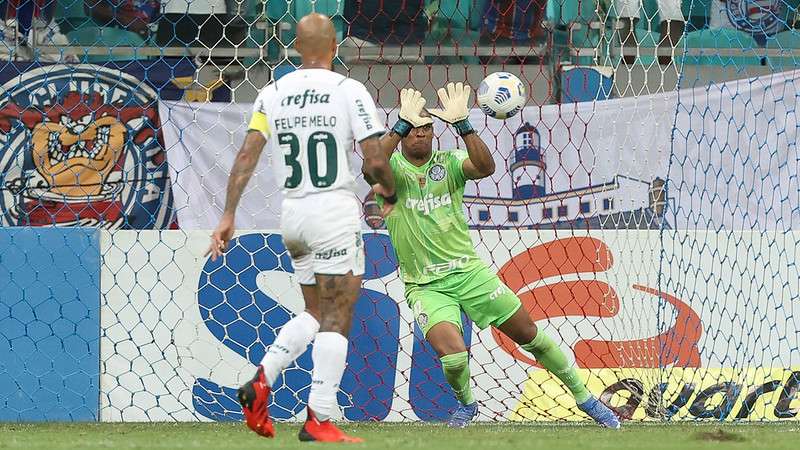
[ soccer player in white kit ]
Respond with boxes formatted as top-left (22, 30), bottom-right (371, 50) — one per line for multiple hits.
top-left (206, 13), bottom-right (396, 443)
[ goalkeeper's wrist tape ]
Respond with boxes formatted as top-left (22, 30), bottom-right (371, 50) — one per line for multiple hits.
top-left (453, 119), bottom-right (474, 136)
top-left (391, 118), bottom-right (413, 137)
top-left (383, 192), bottom-right (398, 205)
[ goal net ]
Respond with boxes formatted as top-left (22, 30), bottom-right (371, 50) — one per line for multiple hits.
top-left (0, 0), bottom-right (798, 423)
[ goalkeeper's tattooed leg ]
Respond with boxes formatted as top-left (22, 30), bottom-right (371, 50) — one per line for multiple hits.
top-left (496, 308), bottom-right (621, 429)
top-left (426, 322), bottom-right (479, 428)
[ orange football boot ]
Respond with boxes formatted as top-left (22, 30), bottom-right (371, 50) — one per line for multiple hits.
top-left (298, 407), bottom-right (364, 443)
top-left (237, 366), bottom-right (275, 438)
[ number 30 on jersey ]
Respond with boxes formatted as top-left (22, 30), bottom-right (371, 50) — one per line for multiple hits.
top-left (278, 131), bottom-right (338, 189)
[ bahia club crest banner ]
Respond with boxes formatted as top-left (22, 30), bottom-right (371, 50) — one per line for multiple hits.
top-left (0, 59), bottom-right (220, 229)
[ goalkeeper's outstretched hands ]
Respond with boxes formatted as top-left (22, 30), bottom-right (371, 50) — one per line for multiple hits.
top-left (391, 88), bottom-right (434, 137)
top-left (427, 82), bottom-right (475, 136)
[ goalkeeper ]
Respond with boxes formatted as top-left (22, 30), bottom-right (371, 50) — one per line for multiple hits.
top-left (371, 83), bottom-right (621, 429)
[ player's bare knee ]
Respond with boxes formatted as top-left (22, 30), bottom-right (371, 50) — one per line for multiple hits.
top-left (498, 309), bottom-right (538, 345)
top-left (304, 307), bottom-right (321, 322)
top-left (503, 314), bottom-right (535, 342)
top-left (318, 312), bottom-right (352, 336)
top-left (503, 323), bottom-right (537, 346)
top-left (314, 274), bottom-right (357, 335)
top-left (318, 301), bottom-right (352, 334)
top-left (300, 285), bottom-right (321, 321)
top-left (432, 342), bottom-right (468, 358)
top-left (426, 323), bottom-right (467, 357)
top-left (518, 327), bottom-right (538, 345)
top-left (429, 334), bottom-right (467, 357)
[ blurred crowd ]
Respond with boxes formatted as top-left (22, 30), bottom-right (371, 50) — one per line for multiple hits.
top-left (1, 0), bottom-right (798, 63)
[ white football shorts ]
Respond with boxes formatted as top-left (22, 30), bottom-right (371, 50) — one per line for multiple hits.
top-left (280, 190), bottom-right (365, 285)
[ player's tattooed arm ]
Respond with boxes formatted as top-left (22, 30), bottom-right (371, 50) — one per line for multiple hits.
top-left (224, 130), bottom-right (267, 215)
top-left (207, 131), bottom-right (267, 260)
top-left (360, 136), bottom-right (397, 204)
top-left (461, 131), bottom-right (496, 180)
top-left (377, 130), bottom-right (402, 159)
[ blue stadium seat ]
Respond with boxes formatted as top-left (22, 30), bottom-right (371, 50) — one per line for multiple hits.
top-left (430, 0), bottom-right (475, 31)
top-left (557, 0), bottom-right (603, 65)
top-left (682, 0), bottom-right (712, 30)
top-left (54, 0), bottom-right (92, 32)
top-left (55, 0), bottom-right (150, 62)
top-left (424, 0), bottom-right (483, 64)
top-left (764, 30), bottom-right (800, 70)
top-left (766, 29), bottom-right (800, 49)
top-left (269, 0), bottom-right (345, 44)
top-left (67, 26), bottom-right (148, 63)
top-left (678, 28), bottom-right (762, 66)
top-left (641, 0), bottom-right (663, 31)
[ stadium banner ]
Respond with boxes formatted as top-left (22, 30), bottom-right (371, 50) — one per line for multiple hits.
top-left (99, 229), bottom-right (800, 422)
top-left (0, 60), bottom-right (223, 229)
top-left (159, 94), bottom-right (671, 231)
top-left (0, 228), bottom-right (101, 421)
top-left (159, 69), bottom-right (800, 232)
top-left (516, 367), bottom-right (800, 422)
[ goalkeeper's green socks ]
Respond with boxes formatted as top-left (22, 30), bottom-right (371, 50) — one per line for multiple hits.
top-left (521, 332), bottom-right (592, 404)
top-left (440, 351), bottom-right (475, 405)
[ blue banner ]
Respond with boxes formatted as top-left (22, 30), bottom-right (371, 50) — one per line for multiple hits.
top-left (0, 228), bottom-right (101, 421)
top-left (192, 232), bottom-right (468, 422)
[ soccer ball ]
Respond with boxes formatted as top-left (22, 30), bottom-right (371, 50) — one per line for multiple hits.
top-left (477, 72), bottom-right (526, 119)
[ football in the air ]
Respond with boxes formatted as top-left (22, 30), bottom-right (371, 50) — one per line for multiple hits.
top-left (477, 72), bottom-right (526, 119)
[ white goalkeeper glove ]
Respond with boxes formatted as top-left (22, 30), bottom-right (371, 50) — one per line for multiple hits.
top-left (391, 89), bottom-right (433, 137)
top-left (427, 82), bottom-right (474, 136)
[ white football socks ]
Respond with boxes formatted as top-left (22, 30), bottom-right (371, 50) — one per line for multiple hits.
top-left (260, 311), bottom-right (320, 387)
top-left (307, 331), bottom-right (349, 421)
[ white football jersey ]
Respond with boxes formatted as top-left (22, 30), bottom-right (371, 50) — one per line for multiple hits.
top-left (249, 69), bottom-right (385, 198)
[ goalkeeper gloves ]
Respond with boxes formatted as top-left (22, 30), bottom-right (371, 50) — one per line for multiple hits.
top-left (427, 82), bottom-right (474, 136)
top-left (391, 88), bottom-right (434, 137)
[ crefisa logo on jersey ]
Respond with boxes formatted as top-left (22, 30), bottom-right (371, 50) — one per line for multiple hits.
top-left (0, 65), bottom-right (172, 228)
top-left (726, 0), bottom-right (784, 37)
top-left (427, 163), bottom-right (446, 182)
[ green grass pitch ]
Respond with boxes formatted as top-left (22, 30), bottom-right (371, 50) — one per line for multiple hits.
top-left (0, 422), bottom-right (797, 450)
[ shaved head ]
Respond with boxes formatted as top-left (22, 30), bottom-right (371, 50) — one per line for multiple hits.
top-left (295, 13), bottom-right (337, 68)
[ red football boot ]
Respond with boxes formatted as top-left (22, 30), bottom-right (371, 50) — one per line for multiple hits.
top-left (237, 366), bottom-right (274, 438)
top-left (298, 408), bottom-right (364, 443)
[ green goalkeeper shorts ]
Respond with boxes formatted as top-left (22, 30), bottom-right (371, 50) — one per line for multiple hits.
top-left (405, 264), bottom-right (522, 337)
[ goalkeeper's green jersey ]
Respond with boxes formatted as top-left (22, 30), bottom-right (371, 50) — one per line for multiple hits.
top-left (377, 149), bottom-right (484, 285)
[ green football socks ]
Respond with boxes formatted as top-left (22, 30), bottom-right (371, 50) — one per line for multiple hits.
top-left (521, 332), bottom-right (592, 404)
top-left (440, 351), bottom-right (475, 405)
